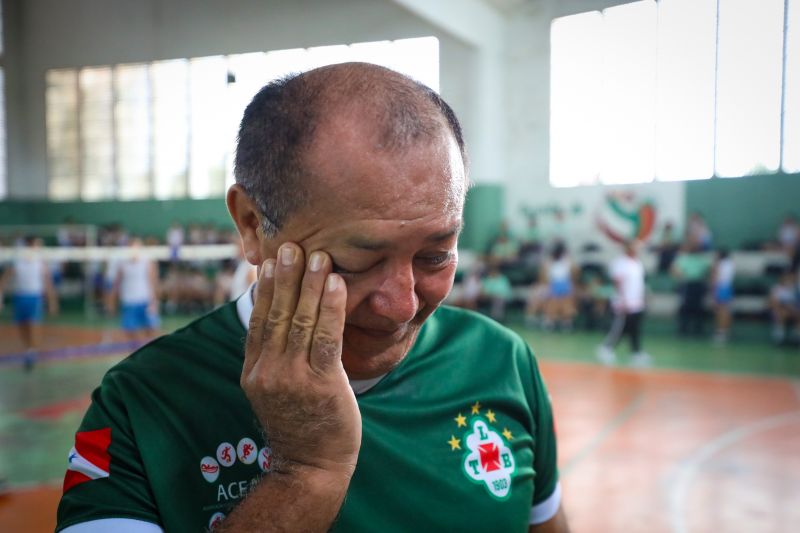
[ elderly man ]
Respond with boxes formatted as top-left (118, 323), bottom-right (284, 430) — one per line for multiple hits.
top-left (57, 63), bottom-right (567, 532)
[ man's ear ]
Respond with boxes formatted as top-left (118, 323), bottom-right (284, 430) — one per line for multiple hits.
top-left (226, 184), bottom-right (263, 266)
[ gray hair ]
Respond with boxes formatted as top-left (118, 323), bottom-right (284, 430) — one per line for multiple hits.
top-left (233, 62), bottom-right (468, 237)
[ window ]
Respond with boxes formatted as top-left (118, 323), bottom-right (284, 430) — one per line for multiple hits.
top-left (0, 68), bottom-right (6, 199)
top-left (550, 0), bottom-right (799, 186)
top-left (0, 2), bottom-right (6, 199)
top-left (45, 37), bottom-right (440, 201)
top-left (784, 0), bottom-right (800, 172)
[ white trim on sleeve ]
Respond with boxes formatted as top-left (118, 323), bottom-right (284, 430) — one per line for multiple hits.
top-left (60, 518), bottom-right (164, 533)
top-left (529, 481), bottom-right (562, 525)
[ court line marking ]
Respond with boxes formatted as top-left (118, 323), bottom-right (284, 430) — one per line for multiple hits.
top-left (668, 410), bottom-right (800, 533)
top-left (560, 392), bottom-right (645, 477)
top-left (0, 340), bottom-right (144, 367)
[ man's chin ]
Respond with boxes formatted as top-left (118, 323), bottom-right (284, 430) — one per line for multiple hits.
top-left (340, 327), bottom-right (418, 380)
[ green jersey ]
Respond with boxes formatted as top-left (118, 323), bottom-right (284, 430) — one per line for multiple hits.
top-left (674, 253), bottom-right (712, 281)
top-left (57, 298), bottom-right (559, 532)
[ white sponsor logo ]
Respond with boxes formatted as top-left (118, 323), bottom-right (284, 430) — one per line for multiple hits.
top-left (237, 437), bottom-right (257, 465)
top-left (216, 442), bottom-right (236, 467)
top-left (258, 446), bottom-right (273, 472)
top-left (208, 512), bottom-right (225, 529)
top-left (200, 456), bottom-right (220, 483)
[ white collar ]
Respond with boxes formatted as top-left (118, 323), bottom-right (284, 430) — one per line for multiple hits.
top-left (236, 283), bottom-right (384, 395)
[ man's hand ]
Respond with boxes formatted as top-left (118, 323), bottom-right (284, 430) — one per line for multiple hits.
top-left (241, 242), bottom-right (361, 478)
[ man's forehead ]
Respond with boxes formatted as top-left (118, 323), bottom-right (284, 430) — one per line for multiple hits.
top-left (343, 221), bottom-right (464, 251)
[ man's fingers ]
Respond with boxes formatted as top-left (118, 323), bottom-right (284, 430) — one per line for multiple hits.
top-left (244, 259), bottom-right (276, 377)
top-left (287, 251), bottom-right (330, 355)
top-left (264, 243), bottom-right (305, 354)
top-left (310, 273), bottom-right (347, 373)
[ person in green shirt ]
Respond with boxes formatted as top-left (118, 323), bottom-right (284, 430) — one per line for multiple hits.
top-left (57, 63), bottom-right (568, 533)
top-left (672, 245), bottom-right (712, 335)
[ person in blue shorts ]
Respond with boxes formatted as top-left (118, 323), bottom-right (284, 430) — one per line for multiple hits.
top-left (711, 249), bottom-right (735, 343)
top-left (106, 238), bottom-right (160, 341)
top-left (0, 237), bottom-right (60, 370)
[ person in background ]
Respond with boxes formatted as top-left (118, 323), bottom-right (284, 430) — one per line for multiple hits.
top-left (487, 221), bottom-right (520, 269)
top-left (711, 249), bottom-right (736, 344)
top-left (0, 237), bottom-right (59, 370)
top-left (778, 213), bottom-right (799, 257)
top-left (596, 240), bottom-right (650, 367)
top-left (672, 244), bottom-right (712, 336)
top-left (541, 241), bottom-right (577, 331)
top-left (655, 221), bottom-right (680, 274)
top-left (106, 237), bottom-right (160, 342)
top-left (686, 212), bottom-right (712, 251)
top-left (166, 221), bottom-right (185, 262)
top-left (769, 269), bottom-right (799, 345)
top-left (577, 274), bottom-right (612, 331)
top-left (481, 261), bottom-right (514, 322)
top-left (455, 263), bottom-right (484, 311)
top-left (519, 214), bottom-right (543, 268)
top-left (229, 241), bottom-right (258, 301)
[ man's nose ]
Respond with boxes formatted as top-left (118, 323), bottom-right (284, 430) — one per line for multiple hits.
top-left (369, 264), bottom-right (419, 323)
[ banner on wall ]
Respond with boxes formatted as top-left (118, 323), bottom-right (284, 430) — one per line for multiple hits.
top-left (594, 191), bottom-right (657, 244)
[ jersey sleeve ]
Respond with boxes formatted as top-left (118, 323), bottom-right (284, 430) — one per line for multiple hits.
top-left (57, 373), bottom-right (161, 532)
top-left (525, 346), bottom-right (559, 508)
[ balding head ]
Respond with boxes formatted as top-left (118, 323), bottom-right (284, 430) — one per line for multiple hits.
top-left (234, 62), bottom-right (467, 237)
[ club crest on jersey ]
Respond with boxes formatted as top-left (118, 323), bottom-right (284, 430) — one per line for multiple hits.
top-left (447, 402), bottom-right (517, 501)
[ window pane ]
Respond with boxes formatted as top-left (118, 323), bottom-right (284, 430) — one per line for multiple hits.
top-left (784, 0), bottom-right (800, 172)
top-left (46, 69), bottom-right (80, 199)
top-left (716, 0), bottom-right (784, 177)
top-left (549, 11), bottom-right (604, 187)
top-left (225, 52), bottom-right (274, 187)
top-left (655, 0), bottom-right (716, 181)
top-left (79, 67), bottom-right (114, 200)
top-left (306, 44), bottom-right (353, 70)
top-left (387, 37), bottom-right (440, 92)
top-left (0, 69), bottom-right (5, 199)
top-left (151, 59), bottom-right (188, 199)
top-left (189, 56), bottom-right (228, 198)
top-left (115, 63), bottom-right (151, 199)
top-left (599, 0), bottom-right (657, 185)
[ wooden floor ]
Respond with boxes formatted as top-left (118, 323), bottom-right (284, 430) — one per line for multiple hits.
top-left (1, 321), bottom-right (799, 532)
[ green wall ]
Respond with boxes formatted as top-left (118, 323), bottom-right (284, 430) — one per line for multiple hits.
top-left (461, 184), bottom-right (504, 252)
top-left (686, 171), bottom-right (800, 249)
top-left (0, 198), bottom-right (233, 238)
top-left (3, 172), bottom-right (795, 250)
top-left (0, 188), bottom-right (505, 252)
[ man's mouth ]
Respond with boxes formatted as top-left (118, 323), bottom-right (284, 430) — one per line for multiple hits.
top-left (347, 324), bottom-right (408, 340)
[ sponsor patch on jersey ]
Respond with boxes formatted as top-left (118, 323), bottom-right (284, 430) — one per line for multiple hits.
top-left (200, 456), bottom-right (221, 483)
top-left (209, 512), bottom-right (226, 529)
top-left (63, 428), bottom-right (112, 493)
top-left (447, 401), bottom-right (517, 501)
top-left (216, 442), bottom-right (236, 467)
top-left (237, 437), bottom-right (257, 465)
top-left (258, 446), bottom-right (273, 473)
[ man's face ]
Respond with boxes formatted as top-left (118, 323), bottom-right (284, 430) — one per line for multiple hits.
top-left (259, 118), bottom-right (465, 379)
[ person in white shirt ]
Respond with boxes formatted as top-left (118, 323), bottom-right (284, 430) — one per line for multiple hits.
top-left (106, 237), bottom-right (159, 342)
top-left (711, 249), bottom-right (735, 344)
top-left (0, 237), bottom-right (59, 370)
top-left (597, 240), bottom-right (650, 367)
top-left (541, 241), bottom-right (577, 331)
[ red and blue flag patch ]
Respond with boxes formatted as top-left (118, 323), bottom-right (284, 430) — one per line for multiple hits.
top-left (63, 428), bottom-right (112, 493)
